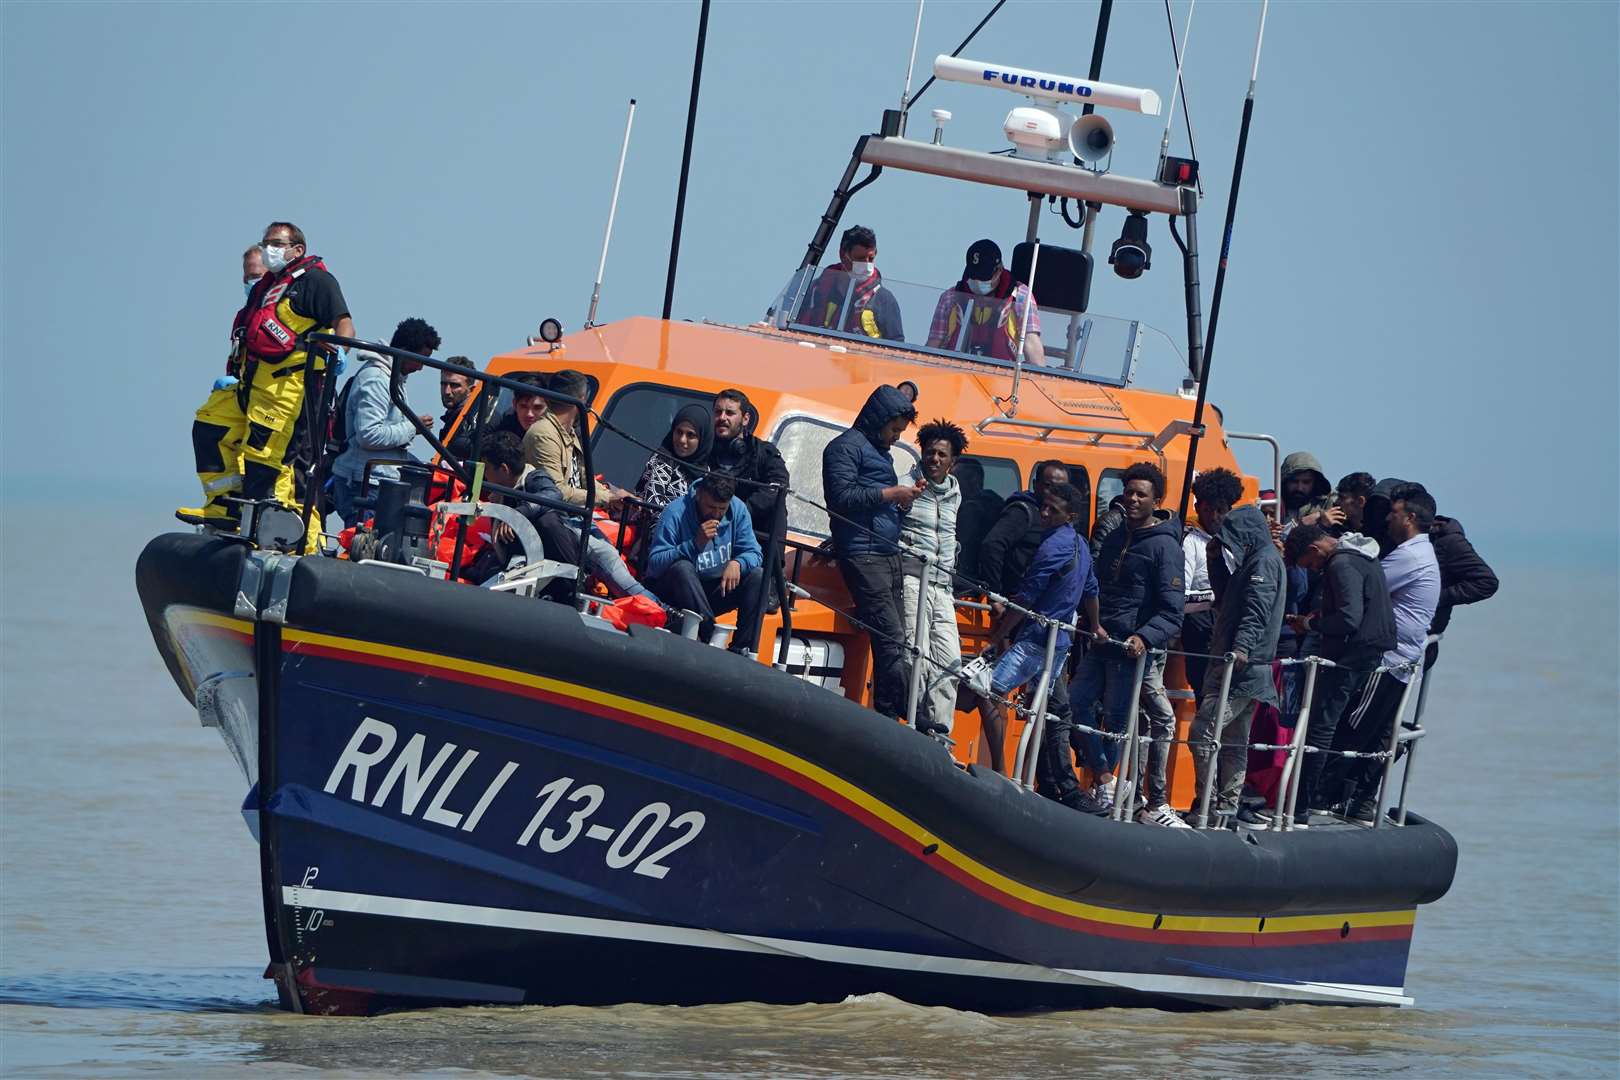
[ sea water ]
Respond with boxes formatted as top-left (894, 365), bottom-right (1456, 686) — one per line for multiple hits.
top-left (2, 501), bottom-right (1615, 1077)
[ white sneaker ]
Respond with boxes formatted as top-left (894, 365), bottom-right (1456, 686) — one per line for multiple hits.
top-left (1094, 776), bottom-right (1117, 809)
top-left (1138, 804), bottom-right (1193, 829)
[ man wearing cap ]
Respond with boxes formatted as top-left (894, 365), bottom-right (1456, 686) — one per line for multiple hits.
top-left (927, 239), bottom-right (1044, 364)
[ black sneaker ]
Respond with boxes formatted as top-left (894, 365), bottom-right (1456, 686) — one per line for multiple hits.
top-left (1234, 805), bottom-right (1273, 830)
top-left (1346, 797), bottom-right (1379, 823)
top-left (917, 719), bottom-right (951, 738)
top-left (1060, 789), bottom-right (1111, 817)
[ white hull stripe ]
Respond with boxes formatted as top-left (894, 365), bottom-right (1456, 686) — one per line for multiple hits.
top-left (283, 887), bottom-right (1412, 1006)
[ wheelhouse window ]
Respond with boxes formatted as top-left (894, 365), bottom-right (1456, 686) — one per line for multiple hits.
top-left (773, 415), bottom-right (920, 538)
top-left (1096, 468), bottom-right (1126, 528)
top-left (591, 382), bottom-right (712, 491)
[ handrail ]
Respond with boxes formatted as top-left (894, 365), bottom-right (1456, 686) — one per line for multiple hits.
top-left (973, 414), bottom-right (1157, 448)
top-left (1226, 431), bottom-right (1281, 507)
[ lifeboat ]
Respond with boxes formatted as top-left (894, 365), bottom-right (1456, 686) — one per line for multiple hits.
top-left (138, 40), bottom-right (1456, 1016)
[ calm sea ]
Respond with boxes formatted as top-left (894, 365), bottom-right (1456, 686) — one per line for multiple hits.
top-left (2, 502), bottom-right (1615, 1078)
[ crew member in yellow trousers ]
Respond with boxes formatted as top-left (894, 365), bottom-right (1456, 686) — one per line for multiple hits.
top-left (185, 245), bottom-right (266, 518)
top-left (181, 222), bottom-right (354, 528)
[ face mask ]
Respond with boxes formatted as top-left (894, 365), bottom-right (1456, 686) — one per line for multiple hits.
top-left (261, 245), bottom-right (290, 273)
top-left (966, 277), bottom-right (993, 296)
top-left (243, 280), bottom-right (256, 298)
top-left (848, 260), bottom-right (875, 281)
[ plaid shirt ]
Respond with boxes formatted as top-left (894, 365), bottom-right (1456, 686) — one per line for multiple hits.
top-left (926, 281), bottom-right (1041, 358)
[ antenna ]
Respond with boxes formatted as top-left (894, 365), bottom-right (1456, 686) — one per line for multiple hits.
top-left (899, 0), bottom-right (926, 112)
top-left (586, 99), bottom-right (637, 329)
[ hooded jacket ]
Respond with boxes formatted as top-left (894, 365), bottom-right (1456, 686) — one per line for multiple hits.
top-left (975, 489), bottom-right (1042, 596)
top-left (1093, 509), bottom-right (1185, 648)
top-left (1209, 504), bottom-right (1286, 702)
top-left (332, 350), bottom-right (418, 483)
top-left (898, 466), bottom-right (961, 584)
top-left (822, 385), bottom-right (913, 558)
top-left (1281, 450), bottom-right (1334, 524)
top-left (1428, 516), bottom-right (1498, 633)
top-left (1314, 532), bottom-right (1396, 667)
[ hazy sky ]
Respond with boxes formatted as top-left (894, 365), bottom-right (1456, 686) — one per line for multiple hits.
top-left (2, 0), bottom-right (1615, 552)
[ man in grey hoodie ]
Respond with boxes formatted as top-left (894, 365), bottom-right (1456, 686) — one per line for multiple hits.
top-left (330, 317), bottom-right (440, 527)
top-left (1189, 500), bottom-right (1287, 826)
top-left (899, 419), bottom-right (966, 736)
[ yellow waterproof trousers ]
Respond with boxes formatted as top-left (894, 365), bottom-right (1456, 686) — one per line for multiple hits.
top-left (188, 359), bottom-right (308, 519)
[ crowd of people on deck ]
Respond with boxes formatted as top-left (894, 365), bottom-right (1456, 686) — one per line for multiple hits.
top-left (181, 221), bottom-right (1500, 832)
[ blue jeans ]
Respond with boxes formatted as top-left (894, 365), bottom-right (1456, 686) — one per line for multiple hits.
top-left (1068, 649), bottom-right (1140, 776)
top-left (990, 637), bottom-right (1069, 698)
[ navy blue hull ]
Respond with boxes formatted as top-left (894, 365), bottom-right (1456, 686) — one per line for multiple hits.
top-left (135, 534), bottom-right (1456, 1015)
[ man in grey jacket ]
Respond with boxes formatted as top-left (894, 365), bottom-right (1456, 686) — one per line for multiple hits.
top-left (330, 317), bottom-right (440, 527)
top-left (1189, 501), bottom-right (1287, 827)
top-left (899, 419), bottom-right (966, 736)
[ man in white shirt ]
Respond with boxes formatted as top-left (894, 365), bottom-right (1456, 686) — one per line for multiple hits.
top-left (1324, 483), bottom-right (1441, 822)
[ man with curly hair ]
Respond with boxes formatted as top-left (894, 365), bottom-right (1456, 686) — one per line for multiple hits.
top-left (899, 419), bottom-right (968, 736)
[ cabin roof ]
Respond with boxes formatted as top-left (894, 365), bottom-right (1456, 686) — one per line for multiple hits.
top-left (487, 316), bottom-right (1221, 461)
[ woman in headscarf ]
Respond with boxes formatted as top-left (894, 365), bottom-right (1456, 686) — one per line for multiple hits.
top-left (632, 403), bottom-right (714, 562)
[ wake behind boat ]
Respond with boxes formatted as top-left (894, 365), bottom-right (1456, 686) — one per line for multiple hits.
top-left (139, 5), bottom-right (1458, 1016)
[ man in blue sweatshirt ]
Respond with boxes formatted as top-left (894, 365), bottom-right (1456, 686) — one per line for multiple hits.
top-left (978, 482), bottom-right (1096, 778)
top-left (646, 472), bottom-right (765, 655)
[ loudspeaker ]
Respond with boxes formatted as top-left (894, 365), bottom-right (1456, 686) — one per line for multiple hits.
top-left (1011, 242), bottom-right (1093, 314)
top-left (1068, 114), bottom-right (1114, 165)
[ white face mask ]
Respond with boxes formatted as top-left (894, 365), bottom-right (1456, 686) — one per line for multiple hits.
top-left (261, 244), bottom-right (290, 273)
top-left (847, 260), bottom-right (875, 281)
top-left (243, 280), bottom-right (256, 298)
top-left (966, 277), bottom-right (994, 296)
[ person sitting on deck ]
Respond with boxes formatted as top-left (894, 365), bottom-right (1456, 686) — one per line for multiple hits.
top-left (645, 473), bottom-right (765, 655)
top-left (1071, 462), bottom-right (1186, 826)
top-left (438, 356), bottom-right (498, 462)
top-left (898, 419), bottom-right (966, 738)
top-left (822, 385), bottom-right (924, 723)
top-left (633, 403), bottom-right (714, 564)
top-left (488, 372), bottom-right (549, 440)
top-left (711, 388), bottom-right (790, 551)
top-left (523, 369), bottom-right (632, 511)
top-left (799, 225), bottom-right (905, 342)
top-left (471, 432), bottom-right (657, 602)
top-left (926, 239), bottom-right (1044, 364)
top-left (977, 482), bottom-right (1096, 779)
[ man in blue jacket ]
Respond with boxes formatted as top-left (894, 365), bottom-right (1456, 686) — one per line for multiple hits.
top-left (1069, 461), bottom-right (1187, 826)
top-left (646, 473), bottom-right (765, 654)
top-left (977, 482), bottom-right (1099, 783)
top-left (329, 317), bottom-right (441, 527)
top-left (822, 385), bottom-right (924, 721)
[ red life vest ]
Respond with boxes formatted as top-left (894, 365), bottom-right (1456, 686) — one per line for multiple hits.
top-left (806, 265), bottom-right (885, 338)
top-left (233, 254), bottom-right (328, 363)
top-left (945, 275), bottom-right (1027, 361)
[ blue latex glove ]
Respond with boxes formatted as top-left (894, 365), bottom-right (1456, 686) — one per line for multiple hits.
top-left (212, 375), bottom-right (240, 391)
top-left (328, 349), bottom-right (348, 378)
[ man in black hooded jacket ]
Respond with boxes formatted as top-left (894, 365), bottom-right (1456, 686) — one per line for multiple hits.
top-left (823, 385), bottom-right (925, 723)
top-left (1284, 523), bottom-right (1396, 825)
